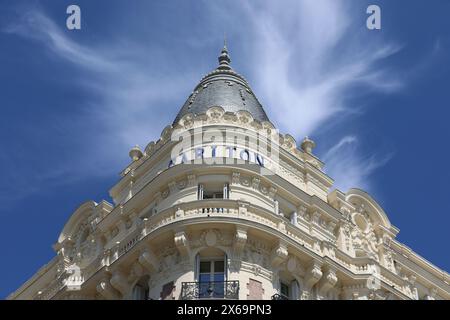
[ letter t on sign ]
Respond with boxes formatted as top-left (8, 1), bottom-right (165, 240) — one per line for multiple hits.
top-left (66, 5), bottom-right (81, 30)
top-left (366, 5), bottom-right (381, 30)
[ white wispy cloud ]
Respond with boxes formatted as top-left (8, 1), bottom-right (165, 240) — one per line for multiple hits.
top-left (212, 0), bottom-right (403, 192)
top-left (322, 136), bottom-right (393, 191)
top-left (5, 10), bottom-right (113, 70)
top-left (3, 6), bottom-right (199, 193)
top-left (237, 0), bottom-right (403, 137)
top-left (3, 0), bottom-right (404, 200)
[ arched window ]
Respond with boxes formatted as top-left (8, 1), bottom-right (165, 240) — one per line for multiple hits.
top-left (195, 248), bottom-right (227, 299)
top-left (277, 270), bottom-right (300, 300)
top-left (132, 276), bottom-right (149, 300)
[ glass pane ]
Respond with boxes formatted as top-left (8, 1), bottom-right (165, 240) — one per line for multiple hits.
top-left (280, 282), bottom-right (289, 297)
top-left (213, 263), bottom-right (225, 298)
top-left (132, 285), bottom-right (145, 300)
top-left (199, 274), bottom-right (210, 283)
top-left (212, 281), bottom-right (224, 298)
top-left (213, 273), bottom-right (224, 282)
top-left (199, 261), bottom-right (211, 273)
top-left (214, 260), bottom-right (225, 273)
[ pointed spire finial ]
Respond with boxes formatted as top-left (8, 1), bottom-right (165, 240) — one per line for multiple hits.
top-left (218, 36), bottom-right (231, 70)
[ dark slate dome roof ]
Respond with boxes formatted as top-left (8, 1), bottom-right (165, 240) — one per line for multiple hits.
top-left (173, 45), bottom-right (270, 124)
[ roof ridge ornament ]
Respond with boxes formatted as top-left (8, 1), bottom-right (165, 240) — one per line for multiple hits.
top-left (217, 40), bottom-right (232, 71)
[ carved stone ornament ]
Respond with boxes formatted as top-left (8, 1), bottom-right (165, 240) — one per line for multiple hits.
top-left (205, 230), bottom-right (217, 247)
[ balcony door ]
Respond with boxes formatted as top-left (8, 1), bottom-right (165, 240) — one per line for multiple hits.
top-left (198, 183), bottom-right (229, 200)
top-left (198, 258), bottom-right (225, 298)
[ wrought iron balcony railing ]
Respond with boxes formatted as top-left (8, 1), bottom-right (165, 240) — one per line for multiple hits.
top-left (271, 293), bottom-right (290, 300)
top-left (181, 281), bottom-right (239, 300)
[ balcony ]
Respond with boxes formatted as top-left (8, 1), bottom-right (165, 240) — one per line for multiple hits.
top-left (271, 293), bottom-right (289, 300)
top-left (180, 281), bottom-right (239, 300)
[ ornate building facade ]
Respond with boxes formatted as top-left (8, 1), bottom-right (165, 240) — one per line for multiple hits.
top-left (9, 46), bottom-right (450, 300)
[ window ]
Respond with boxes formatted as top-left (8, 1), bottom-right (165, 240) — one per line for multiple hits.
top-left (197, 183), bottom-right (229, 200)
top-left (198, 258), bottom-right (226, 298)
top-left (280, 282), bottom-right (290, 298)
top-left (132, 276), bottom-right (150, 300)
top-left (203, 191), bottom-right (223, 199)
top-left (132, 284), bottom-right (149, 300)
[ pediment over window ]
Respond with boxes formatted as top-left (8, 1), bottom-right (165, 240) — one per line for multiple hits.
top-left (58, 201), bottom-right (97, 244)
top-left (345, 188), bottom-right (399, 238)
top-left (56, 201), bottom-right (113, 246)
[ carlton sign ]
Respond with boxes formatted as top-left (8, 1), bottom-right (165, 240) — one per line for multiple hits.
top-left (168, 126), bottom-right (280, 176)
top-left (168, 145), bottom-right (265, 167)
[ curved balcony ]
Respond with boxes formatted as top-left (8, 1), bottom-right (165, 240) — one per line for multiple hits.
top-left (61, 198), bottom-right (412, 300)
top-left (180, 281), bottom-right (239, 300)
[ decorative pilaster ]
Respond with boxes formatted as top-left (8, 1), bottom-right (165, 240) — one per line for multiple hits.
top-left (268, 186), bottom-right (277, 199)
top-left (337, 220), bottom-right (353, 254)
top-left (408, 275), bottom-right (419, 300)
top-left (311, 211), bottom-right (321, 226)
top-left (187, 174), bottom-right (196, 187)
top-left (251, 177), bottom-right (260, 190)
top-left (231, 172), bottom-right (240, 185)
top-left (274, 200), bottom-right (279, 215)
top-left (168, 181), bottom-right (177, 194)
top-left (298, 205), bottom-right (307, 219)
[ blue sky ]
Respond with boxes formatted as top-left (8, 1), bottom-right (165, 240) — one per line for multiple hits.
top-left (1, 0), bottom-right (449, 298)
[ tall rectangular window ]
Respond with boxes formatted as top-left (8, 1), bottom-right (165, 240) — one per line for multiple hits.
top-left (198, 258), bottom-right (226, 298)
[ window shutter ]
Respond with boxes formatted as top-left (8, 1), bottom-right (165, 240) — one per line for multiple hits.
top-left (132, 284), bottom-right (145, 300)
top-left (223, 183), bottom-right (229, 199)
top-left (224, 253), bottom-right (228, 280)
top-left (198, 184), bottom-right (204, 200)
top-left (194, 253), bottom-right (200, 281)
top-left (290, 280), bottom-right (300, 300)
